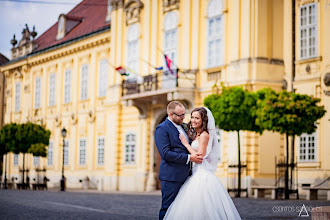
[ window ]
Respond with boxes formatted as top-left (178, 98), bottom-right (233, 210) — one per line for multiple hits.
top-left (64, 69), bottom-right (72, 103)
top-left (216, 127), bottom-right (222, 161)
top-left (207, 0), bottom-right (224, 67)
top-left (300, 3), bottom-right (317, 59)
top-left (164, 12), bottom-right (177, 72)
top-left (80, 64), bottom-right (89, 100)
top-left (125, 133), bottom-right (136, 164)
top-left (299, 133), bottom-right (316, 162)
top-left (33, 156), bottom-right (39, 166)
top-left (126, 24), bottom-right (140, 82)
top-left (47, 141), bottom-right (53, 166)
top-left (34, 77), bottom-right (41, 109)
top-left (163, 12), bottom-right (178, 88)
top-left (49, 73), bottom-right (56, 106)
top-left (14, 154), bottom-right (19, 166)
top-left (64, 140), bottom-right (69, 165)
top-left (97, 137), bottom-right (105, 165)
top-left (98, 59), bottom-right (108, 97)
top-left (79, 138), bottom-right (87, 165)
top-left (15, 82), bottom-right (21, 112)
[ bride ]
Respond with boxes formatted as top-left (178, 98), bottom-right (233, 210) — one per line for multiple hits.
top-left (164, 107), bottom-right (241, 220)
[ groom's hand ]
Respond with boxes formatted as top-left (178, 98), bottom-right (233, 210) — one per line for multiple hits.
top-left (190, 153), bottom-right (203, 164)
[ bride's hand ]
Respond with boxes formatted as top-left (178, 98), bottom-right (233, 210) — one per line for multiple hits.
top-left (179, 134), bottom-right (189, 147)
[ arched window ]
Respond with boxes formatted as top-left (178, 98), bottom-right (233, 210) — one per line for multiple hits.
top-left (163, 11), bottom-right (178, 88)
top-left (207, 0), bottom-right (224, 68)
top-left (126, 24), bottom-right (140, 82)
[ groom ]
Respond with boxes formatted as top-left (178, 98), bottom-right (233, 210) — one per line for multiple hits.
top-left (155, 101), bottom-right (203, 219)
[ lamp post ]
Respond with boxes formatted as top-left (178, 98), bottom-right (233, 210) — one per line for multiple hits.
top-left (60, 128), bottom-right (67, 191)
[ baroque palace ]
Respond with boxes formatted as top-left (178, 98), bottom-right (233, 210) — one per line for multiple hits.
top-left (1, 0), bottom-right (329, 195)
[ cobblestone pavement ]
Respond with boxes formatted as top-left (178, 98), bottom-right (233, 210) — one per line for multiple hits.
top-left (0, 189), bottom-right (329, 219)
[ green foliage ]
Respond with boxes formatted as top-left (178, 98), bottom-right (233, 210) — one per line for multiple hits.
top-left (0, 123), bottom-right (18, 154)
top-left (204, 86), bottom-right (262, 133)
top-left (16, 122), bottom-right (51, 154)
top-left (0, 122), bottom-right (51, 155)
top-left (28, 143), bottom-right (47, 157)
top-left (205, 86), bottom-right (326, 136)
top-left (255, 89), bottom-right (326, 136)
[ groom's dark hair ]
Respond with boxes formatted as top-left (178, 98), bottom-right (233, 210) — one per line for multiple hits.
top-left (167, 101), bottom-right (184, 115)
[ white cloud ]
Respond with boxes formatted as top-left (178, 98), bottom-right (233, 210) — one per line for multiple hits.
top-left (0, 0), bottom-right (80, 59)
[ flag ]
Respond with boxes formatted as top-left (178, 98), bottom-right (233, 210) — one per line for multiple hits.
top-left (115, 66), bottom-right (127, 76)
top-left (164, 55), bottom-right (174, 74)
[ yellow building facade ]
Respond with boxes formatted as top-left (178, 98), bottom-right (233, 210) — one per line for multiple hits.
top-left (1, 0), bottom-right (329, 195)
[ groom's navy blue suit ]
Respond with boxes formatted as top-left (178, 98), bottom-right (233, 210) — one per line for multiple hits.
top-left (155, 118), bottom-right (190, 220)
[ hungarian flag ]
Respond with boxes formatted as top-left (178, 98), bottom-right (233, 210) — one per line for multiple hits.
top-left (164, 55), bottom-right (174, 75)
top-left (115, 66), bottom-right (127, 76)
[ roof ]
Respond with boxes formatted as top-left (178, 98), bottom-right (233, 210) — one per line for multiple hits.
top-left (0, 53), bottom-right (9, 66)
top-left (34, 0), bottom-right (109, 53)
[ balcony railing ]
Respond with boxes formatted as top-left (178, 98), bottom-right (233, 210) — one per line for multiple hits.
top-left (121, 69), bottom-right (197, 96)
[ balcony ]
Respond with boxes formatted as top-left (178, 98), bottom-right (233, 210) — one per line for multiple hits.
top-left (121, 69), bottom-right (197, 118)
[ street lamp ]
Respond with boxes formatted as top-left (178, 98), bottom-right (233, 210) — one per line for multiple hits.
top-left (60, 128), bottom-right (67, 191)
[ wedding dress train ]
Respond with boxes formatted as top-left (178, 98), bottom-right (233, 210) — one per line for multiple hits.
top-left (164, 140), bottom-right (241, 220)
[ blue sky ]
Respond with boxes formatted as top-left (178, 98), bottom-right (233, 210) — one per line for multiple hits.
top-left (0, 0), bottom-right (81, 59)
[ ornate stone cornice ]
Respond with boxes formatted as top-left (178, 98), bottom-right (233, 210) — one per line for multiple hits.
top-left (124, 0), bottom-right (144, 25)
top-left (110, 0), bottom-right (124, 10)
top-left (163, 0), bottom-right (180, 13)
top-left (29, 36), bottom-right (110, 66)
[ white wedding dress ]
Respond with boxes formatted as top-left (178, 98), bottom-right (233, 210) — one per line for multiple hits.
top-left (164, 139), bottom-right (242, 220)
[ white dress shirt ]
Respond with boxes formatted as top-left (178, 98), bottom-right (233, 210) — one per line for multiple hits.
top-left (168, 117), bottom-right (190, 164)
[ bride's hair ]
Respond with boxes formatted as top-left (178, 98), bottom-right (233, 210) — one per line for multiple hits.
top-left (187, 107), bottom-right (208, 140)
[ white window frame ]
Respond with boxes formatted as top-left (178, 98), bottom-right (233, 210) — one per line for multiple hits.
top-left (49, 73), bottom-right (56, 106)
top-left (15, 82), bottom-right (21, 112)
top-left (47, 141), bottom-right (53, 166)
top-left (164, 11), bottom-right (178, 73)
top-left (299, 132), bottom-right (317, 162)
top-left (299, 3), bottom-right (317, 60)
top-left (215, 126), bottom-right (222, 162)
top-left (206, 0), bottom-right (224, 68)
top-left (79, 138), bottom-right (87, 165)
top-left (34, 77), bottom-right (41, 109)
top-left (98, 59), bottom-right (108, 97)
top-left (97, 137), bottom-right (105, 165)
top-left (80, 64), bottom-right (89, 100)
top-left (126, 24), bottom-right (140, 81)
top-left (33, 156), bottom-right (39, 166)
top-left (14, 154), bottom-right (19, 166)
top-left (64, 69), bottom-right (72, 104)
top-left (64, 140), bottom-right (69, 165)
top-left (124, 132), bottom-right (136, 164)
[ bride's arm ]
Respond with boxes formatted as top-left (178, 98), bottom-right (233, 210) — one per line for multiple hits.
top-left (179, 132), bottom-right (209, 157)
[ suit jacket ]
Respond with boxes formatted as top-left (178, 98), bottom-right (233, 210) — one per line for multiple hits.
top-left (155, 118), bottom-right (190, 183)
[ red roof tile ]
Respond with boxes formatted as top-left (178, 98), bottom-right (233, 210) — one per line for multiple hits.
top-left (0, 53), bottom-right (9, 65)
top-left (34, 0), bottom-right (109, 52)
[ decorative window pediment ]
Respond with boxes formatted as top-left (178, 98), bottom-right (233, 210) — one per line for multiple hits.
top-left (124, 0), bottom-right (144, 25)
top-left (14, 70), bottom-right (23, 79)
top-left (163, 0), bottom-right (180, 13)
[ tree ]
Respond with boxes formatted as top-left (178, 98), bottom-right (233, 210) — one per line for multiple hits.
top-left (0, 123), bottom-right (18, 189)
top-left (204, 86), bottom-right (262, 197)
top-left (255, 88), bottom-right (326, 199)
top-left (0, 122), bottom-right (51, 185)
top-left (28, 143), bottom-right (47, 158)
top-left (15, 122), bottom-right (51, 184)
